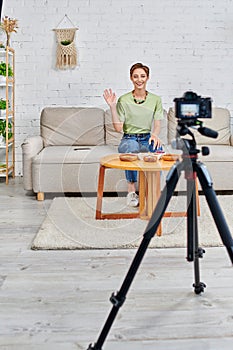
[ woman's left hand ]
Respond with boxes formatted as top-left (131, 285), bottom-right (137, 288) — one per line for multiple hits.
top-left (149, 134), bottom-right (162, 150)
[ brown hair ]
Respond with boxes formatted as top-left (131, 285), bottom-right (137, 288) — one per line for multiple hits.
top-left (130, 62), bottom-right (150, 77)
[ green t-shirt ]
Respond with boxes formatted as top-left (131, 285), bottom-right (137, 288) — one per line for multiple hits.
top-left (116, 91), bottom-right (164, 134)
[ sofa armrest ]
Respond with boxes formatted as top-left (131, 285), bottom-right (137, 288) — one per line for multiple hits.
top-left (21, 136), bottom-right (44, 190)
top-left (230, 135), bottom-right (233, 146)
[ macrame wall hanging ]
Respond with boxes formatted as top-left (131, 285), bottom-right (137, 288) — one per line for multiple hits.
top-left (53, 15), bottom-right (78, 70)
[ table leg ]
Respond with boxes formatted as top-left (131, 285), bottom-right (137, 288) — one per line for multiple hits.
top-left (152, 172), bottom-right (162, 236)
top-left (96, 165), bottom-right (105, 219)
top-left (152, 172), bottom-right (161, 210)
top-left (141, 171), bottom-right (162, 236)
top-left (96, 166), bottom-right (139, 220)
top-left (139, 171), bottom-right (146, 217)
top-left (147, 172), bottom-right (153, 218)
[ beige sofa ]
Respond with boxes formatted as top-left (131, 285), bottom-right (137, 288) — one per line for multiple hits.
top-left (21, 106), bottom-right (233, 200)
top-left (21, 107), bottom-right (126, 200)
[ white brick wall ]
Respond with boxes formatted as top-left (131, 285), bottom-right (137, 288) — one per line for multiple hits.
top-left (2, 0), bottom-right (233, 175)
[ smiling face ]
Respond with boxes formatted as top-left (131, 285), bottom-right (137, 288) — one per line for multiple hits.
top-left (130, 68), bottom-right (149, 91)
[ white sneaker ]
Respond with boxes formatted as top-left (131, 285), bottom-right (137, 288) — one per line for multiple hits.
top-left (126, 192), bottom-right (139, 207)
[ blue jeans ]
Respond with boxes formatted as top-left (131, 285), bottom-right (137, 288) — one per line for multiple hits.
top-left (118, 133), bottom-right (163, 183)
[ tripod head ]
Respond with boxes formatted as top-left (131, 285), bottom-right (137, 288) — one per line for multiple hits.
top-left (172, 119), bottom-right (218, 156)
top-left (172, 117), bottom-right (218, 158)
top-left (172, 91), bottom-right (218, 157)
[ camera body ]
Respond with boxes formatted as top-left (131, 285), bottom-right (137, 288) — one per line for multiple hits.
top-left (174, 91), bottom-right (212, 120)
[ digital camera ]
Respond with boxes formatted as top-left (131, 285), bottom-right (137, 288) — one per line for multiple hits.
top-left (174, 91), bottom-right (212, 120)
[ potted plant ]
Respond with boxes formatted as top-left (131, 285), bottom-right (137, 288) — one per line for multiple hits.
top-left (0, 61), bottom-right (13, 83)
top-left (0, 16), bottom-right (18, 47)
top-left (0, 119), bottom-right (13, 145)
top-left (0, 61), bottom-right (13, 76)
top-left (61, 40), bottom-right (71, 46)
top-left (0, 98), bottom-right (6, 109)
top-left (0, 98), bottom-right (7, 117)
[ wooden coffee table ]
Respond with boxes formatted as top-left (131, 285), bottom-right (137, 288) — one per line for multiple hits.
top-left (95, 154), bottom-right (190, 236)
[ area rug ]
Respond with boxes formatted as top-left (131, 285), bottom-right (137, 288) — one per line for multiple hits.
top-left (31, 195), bottom-right (233, 250)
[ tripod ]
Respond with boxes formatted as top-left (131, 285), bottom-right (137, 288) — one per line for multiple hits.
top-left (87, 121), bottom-right (233, 350)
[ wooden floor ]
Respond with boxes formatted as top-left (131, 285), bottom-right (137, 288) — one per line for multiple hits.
top-left (0, 177), bottom-right (233, 350)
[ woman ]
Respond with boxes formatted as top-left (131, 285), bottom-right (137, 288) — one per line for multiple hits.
top-left (103, 62), bottom-right (164, 207)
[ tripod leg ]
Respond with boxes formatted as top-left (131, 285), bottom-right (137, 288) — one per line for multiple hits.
top-left (186, 176), bottom-right (196, 262)
top-left (87, 161), bottom-right (183, 350)
top-left (186, 175), bottom-right (206, 294)
top-left (196, 162), bottom-right (233, 264)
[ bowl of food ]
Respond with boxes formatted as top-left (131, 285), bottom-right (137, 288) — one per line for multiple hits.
top-left (161, 154), bottom-right (180, 161)
top-left (143, 154), bottom-right (159, 162)
top-left (119, 153), bottom-right (138, 162)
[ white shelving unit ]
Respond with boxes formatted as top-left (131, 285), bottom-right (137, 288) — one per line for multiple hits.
top-left (0, 47), bottom-right (15, 184)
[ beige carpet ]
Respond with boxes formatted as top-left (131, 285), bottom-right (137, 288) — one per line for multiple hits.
top-left (31, 195), bottom-right (233, 250)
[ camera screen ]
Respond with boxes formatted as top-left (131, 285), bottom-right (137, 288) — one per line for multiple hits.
top-left (180, 103), bottom-right (199, 118)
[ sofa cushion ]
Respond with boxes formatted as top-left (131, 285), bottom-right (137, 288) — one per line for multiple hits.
top-left (167, 107), bottom-right (231, 145)
top-left (41, 107), bottom-right (105, 147)
top-left (158, 109), bottom-right (168, 145)
top-left (199, 144), bottom-right (233, 162)
top-left (32, 145), bottom-right (118, 165)
top-left (104, 109), bottom-right (123, 146)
